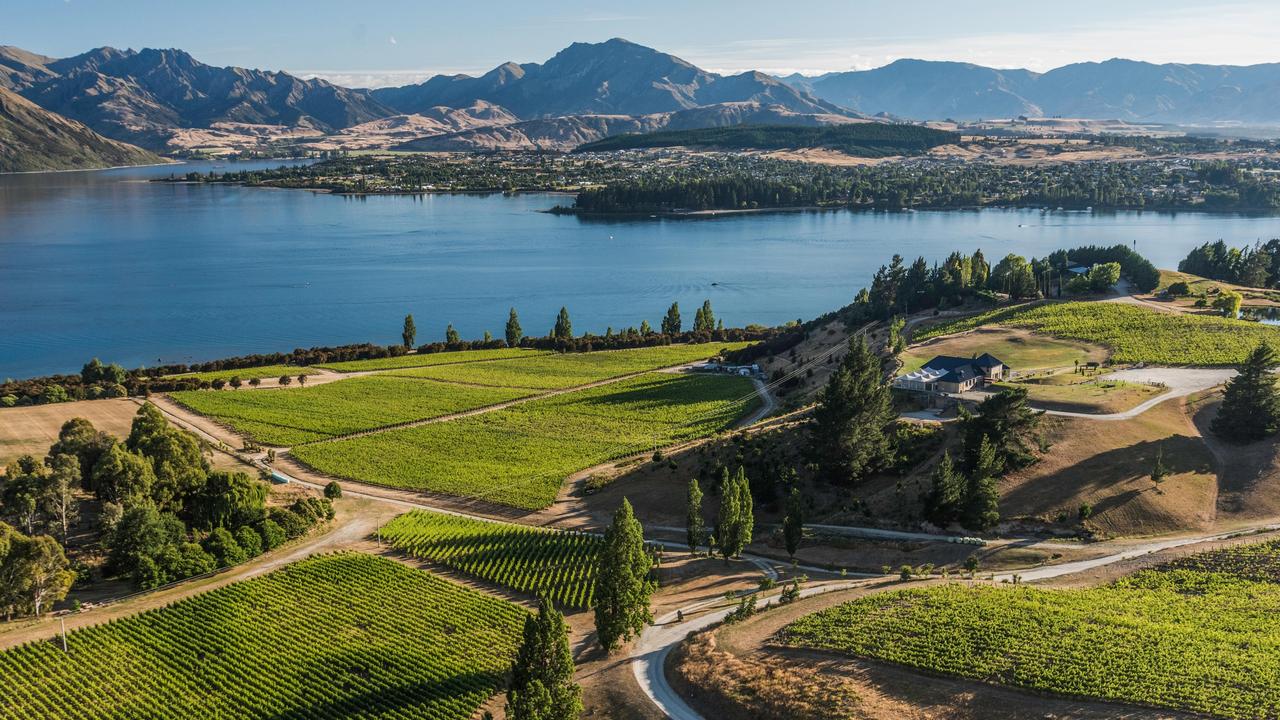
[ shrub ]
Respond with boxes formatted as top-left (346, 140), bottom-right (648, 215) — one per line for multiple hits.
top-left (1167, 281), bottom-right (1192, 297)
top-left (258, 519), bottom-right (285, 550)
top-left (269, 508), bottom-right (310, 539)
top-left (324, 481), bottom-right (342, 499)
top-left (235, 525), bottom-right (264, 557)
top-left (203, 527), bottom-right (247, 567)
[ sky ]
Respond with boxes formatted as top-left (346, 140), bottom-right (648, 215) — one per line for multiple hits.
top-left (9, 0), bottom-right (1280, 88)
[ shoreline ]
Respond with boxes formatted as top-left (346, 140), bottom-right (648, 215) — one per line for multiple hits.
top-left (1, 159), bottom-right (181, 176)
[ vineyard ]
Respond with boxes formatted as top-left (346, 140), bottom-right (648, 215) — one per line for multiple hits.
top-left (316, 347), bottom-right (549, 373)
top-left (915, 301), bottom-right (1280, 365)
top-left (0, 553), bottom-right (525, 720)
top-left (381, 510), bottom-right (610, 608)
top-left (779, 539), bottom-right (1280, 719)
top-left (171, 375), bottom-right (533, 445)
top-left (387, 343), bottom-right (753, 390)
top-left (293, 373), bottom-right (757, 509)
top-left (164, 364), bottom-right (319, 382)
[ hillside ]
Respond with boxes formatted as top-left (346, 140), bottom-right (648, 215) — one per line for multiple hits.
top-left (573, 122), bottom-right (958, 155)
top-left (396, 101), bottom-right (857, 151)
top-left (787, 57), bottom-right (1280, 124)
top-left (374, 38), bottom-right (853, 120)
top-left (0, 87), bottom-right (163, 172)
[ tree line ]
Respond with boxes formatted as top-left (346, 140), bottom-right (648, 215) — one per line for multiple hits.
top-left (1179, 239), bottom-right (1280, 289)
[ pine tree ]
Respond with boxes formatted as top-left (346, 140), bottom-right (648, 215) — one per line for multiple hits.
top-left (662, 302), bottom-right (682, 335)
top-left (1151, 444), bottom-right (1168, 483)
top-left (401, 314), bottom-right (416, 349)
top-left (445, 324), bottom-right (460, 343)
top-left (811, 335), bottom-right (894, 484)
top-left (962, 436), bottom-right (1002, 531)
top-left (553, 307), bottom-right (573, 341)
top-left (593, 499), bottom-right (654, 652)
top-left (961, 387), bottom-right (1042, 472)
top-left (506, 308), bottom-right (523, 347)
top-left (924, 451), bottom-right (964, 525)
top-left (1212, 343), bottom-right (1280, 442)
top-left (782, 486), bottom-right (803, 560)
top-left (685, 478), bottom-right (704, 552)
top-left (507, 600), bottom-right (582, 720)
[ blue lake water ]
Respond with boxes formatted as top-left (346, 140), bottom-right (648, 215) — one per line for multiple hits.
top-left (4, 159), bottom-right (1280, 378)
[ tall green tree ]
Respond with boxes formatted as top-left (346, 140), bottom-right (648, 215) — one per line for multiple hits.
top-left (402, 314), bottom-right (416, 349)
top-left (962, 436), bottom-right (1002, 531)
top-left (49, 418), bottom-right (113, 488)
top-left (924, 451), bottom-right (964, 526)
top-left (445, 324), bottom-right (460, 343)
top-left (961, 388), bottom-right (1043, 473)
top-left (507, 600), bottom-right (583, 720)
top-left (506, 308), bottom-right (524, 347)
top-left (662, 302), bottom-right (682, 335)
top-left (90, 444), bottom-right (155, 508)
top-left (1212, 343), bottom-right (1280, 441)
top-left (592, 499), bottom-right (654, 652)
top-left (553, 307), bottom-right (573, 341)
top-left (782, 486), bottom-right (804, 560)
top-left (717, 467), bottom-right (753, 560)
top-left (685, 478), bottom-right (704, 552)
top-left (811, 335), bottom-right (894, 484)
top-left (40, 454), bottom-right (80, 544)
top-left (693, 299), bottom-right (716, 332)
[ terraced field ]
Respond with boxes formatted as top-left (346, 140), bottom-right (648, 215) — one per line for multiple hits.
top-left (294, 373), bottom-right (757, 509)
top-left (172, 376), bottom-right (533, 445)
top-left (0, 553), bottom-right (525, 720)
top-left (388, 343), bottom-right (753, 389)
top-left (916, 301), bottom-right (1280, 365)
top-left (382, 509), bottom-right (610, 608)
top-left (780, 538), bottom-right (1280, 719)
top-left (316, 348), bottom-right (550, 372)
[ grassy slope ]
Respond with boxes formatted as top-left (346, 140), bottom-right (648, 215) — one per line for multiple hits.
top-left (916, 301), bottom-right (1280, 365)
top-left (0, 554), bottom-right (524, 720)
top-left (780, 541), bottom-right (1280, 719)
top-left (0, 87), bottom-right (163, 172)
top-left (293, 373), bottom-right (757, 509)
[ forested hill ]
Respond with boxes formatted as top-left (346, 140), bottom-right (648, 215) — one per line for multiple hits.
top-left (573, 123), bottom-right (958, 156)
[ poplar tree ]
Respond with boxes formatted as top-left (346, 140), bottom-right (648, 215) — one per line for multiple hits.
top-left (734, 466), bottom-right (754, 555)
top-left (507, 600), bottom-right (582, 720)
top-left (402, 314), bottom-right (416, 348)
top-left (811, 335), bottom-right (894, 484)
top-left (699, 299), bottom-right (715, 332)
top-left (1212, 343), bottom-right (1280, 441)
top-left (506, 308), bottom-right (523, 347)
top-left (717, 467), bottom-right (753, 560)
top-left (662, 302), bottom-right (682, 335)
top-left (445, 324), bottom-right (460, 343)
top-left (553, 307), bottom-right (573, 340)
top-left (593, 499), bottom-right (653, 652)
top-left (782, 486), bottom-right (804, 560)
top-left (685, 478), bottom-right (704, 552)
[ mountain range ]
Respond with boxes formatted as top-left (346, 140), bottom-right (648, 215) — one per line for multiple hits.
top-left (6, 37), bottom-right (1280, 169)
top-left (782, 58), bottom-right (1280, 124)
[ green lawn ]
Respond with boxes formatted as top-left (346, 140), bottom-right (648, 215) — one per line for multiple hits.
top-left (172, 375), bottom-right (533, 445)
top-left (293, 373), bottom-right (758, 509)
top-left (387, 342), bottom-right (754, 389)
top-left (0, 553), bottom-right (525, 720)
top-left (780, 539), bottom-right (1280, 719)
top-left (315, 348), bottom-right (550, 372)
top-left (915, 301), bottom-right (1280, 365)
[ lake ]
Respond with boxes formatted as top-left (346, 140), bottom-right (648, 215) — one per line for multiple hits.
top-left (4, 160), bottom-right (1280, 379)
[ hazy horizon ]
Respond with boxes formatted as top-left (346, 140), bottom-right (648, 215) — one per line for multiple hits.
top-left (9, 0), bottom-right (1280, 89)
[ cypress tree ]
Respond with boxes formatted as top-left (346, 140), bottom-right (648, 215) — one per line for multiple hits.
top-left (662, 302), bottom-right (682, 335)
top-left (782, 486), bottom-right (803, 560)
top-left (506, 308), bottom-right (523, 347)
top-left (507, 600), bottom-right (582, 720)
top-left (402, 314), bottom-right (416, 349)
top-left (962, 436), bottom-right (1002, 531)
top-left (685, 478), bottom-right (704, 552)
top-left (553, 307), bottom-right (573, 341)
top-left (811, 335), bottom-right (894, 484)
top-left (925, 451), bottom-right (964, 525)
top-left (593, 499), bottom-right (654, 652)
top-left (715, 467), bottom-right (739, 561)
top-left (1212, 343), bottom-right (1280, 442)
